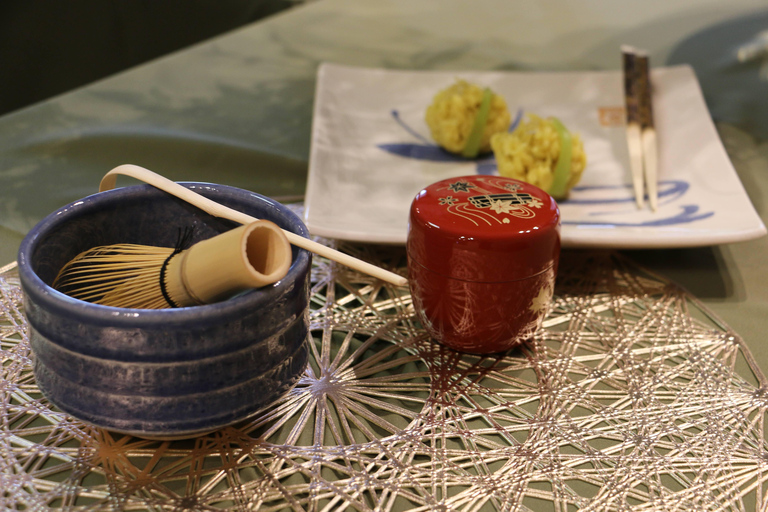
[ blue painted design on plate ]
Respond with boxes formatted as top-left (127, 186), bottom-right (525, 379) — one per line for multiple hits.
top-left (562, 205), bottom-right (714, 227)
top-left (378, 108), bottom-right (523, 165)
top-left (567, 181), bottom-right (689, 206)
top-left (377, 143), bottom-right (467, 162)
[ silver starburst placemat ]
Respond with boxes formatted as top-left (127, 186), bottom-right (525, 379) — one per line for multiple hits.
top-left (1, 249), bottom-right (767, 511)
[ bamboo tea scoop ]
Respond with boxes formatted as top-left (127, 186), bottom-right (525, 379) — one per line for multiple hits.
top-left (99, 165), bottom-right (409, 287)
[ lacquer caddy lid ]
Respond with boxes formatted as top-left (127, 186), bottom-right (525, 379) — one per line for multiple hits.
top-left (408, 175), bottom-right (561, 282)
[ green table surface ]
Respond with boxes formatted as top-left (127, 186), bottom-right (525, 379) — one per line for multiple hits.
top-left (2, 0), bottom-right (768, 367)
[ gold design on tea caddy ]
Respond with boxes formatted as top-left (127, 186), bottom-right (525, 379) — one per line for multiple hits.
top-left (440, 177), bottom-right (543, 227)
top-left (529, 281), bottom-right (554, 315)
top-left (2, 244), bottom-right (768, 510)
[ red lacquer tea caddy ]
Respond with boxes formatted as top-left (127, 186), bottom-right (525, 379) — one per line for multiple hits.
top-left (407, 175), bottom-right (560, 354)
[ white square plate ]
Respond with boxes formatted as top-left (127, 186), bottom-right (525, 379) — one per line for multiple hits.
top-left (304, 63), bottom-right (766, 248)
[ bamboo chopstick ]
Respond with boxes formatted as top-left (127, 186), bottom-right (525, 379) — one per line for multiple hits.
top-left (622, 45), bottom-right (658, 211)
top-left (622, 46), bottom-right (644, 209)
top-left (99, 165), bottom-right (409, 287)
top-left (636, 51), bottom-right (658, 212)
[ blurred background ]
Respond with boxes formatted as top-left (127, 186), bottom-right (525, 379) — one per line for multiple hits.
top-left (3, 1), bottom-right (767, 137)
top-left (0, 0), bottom-right (305, 116)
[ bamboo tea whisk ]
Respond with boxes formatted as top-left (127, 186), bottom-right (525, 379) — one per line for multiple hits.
top-left (54, 220), bottom-right (292, 309)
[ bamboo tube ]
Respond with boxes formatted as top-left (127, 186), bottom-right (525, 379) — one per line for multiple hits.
top-left (165, 221), bottom-right (291, 305)
top-left (99, 165), bottom-right (409, 287)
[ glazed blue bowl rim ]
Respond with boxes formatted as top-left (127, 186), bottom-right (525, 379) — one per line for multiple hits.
top-left (17, 182), bottom-right (311, 327)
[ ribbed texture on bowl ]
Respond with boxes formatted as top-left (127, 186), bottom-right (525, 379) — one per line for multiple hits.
top-left (18, 183), bottom-right (311, 438)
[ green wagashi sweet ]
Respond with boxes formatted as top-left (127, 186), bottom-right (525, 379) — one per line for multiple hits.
top-left (491, 114), bottom-right (587, 200)
top-left (425, 80), bottom-right (511, 158)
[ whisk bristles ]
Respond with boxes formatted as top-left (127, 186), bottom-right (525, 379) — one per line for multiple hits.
top-left (53, 244), bottom-right (179, 309)
top-left (54, 227), bottom-right (194, 309)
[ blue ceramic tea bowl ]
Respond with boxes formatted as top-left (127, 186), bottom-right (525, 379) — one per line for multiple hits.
top-left (17, 183), bottom-right (311, 439)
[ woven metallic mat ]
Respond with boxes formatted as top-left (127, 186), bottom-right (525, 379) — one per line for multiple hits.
top-left (1, 249), bottom-right (767, 511)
